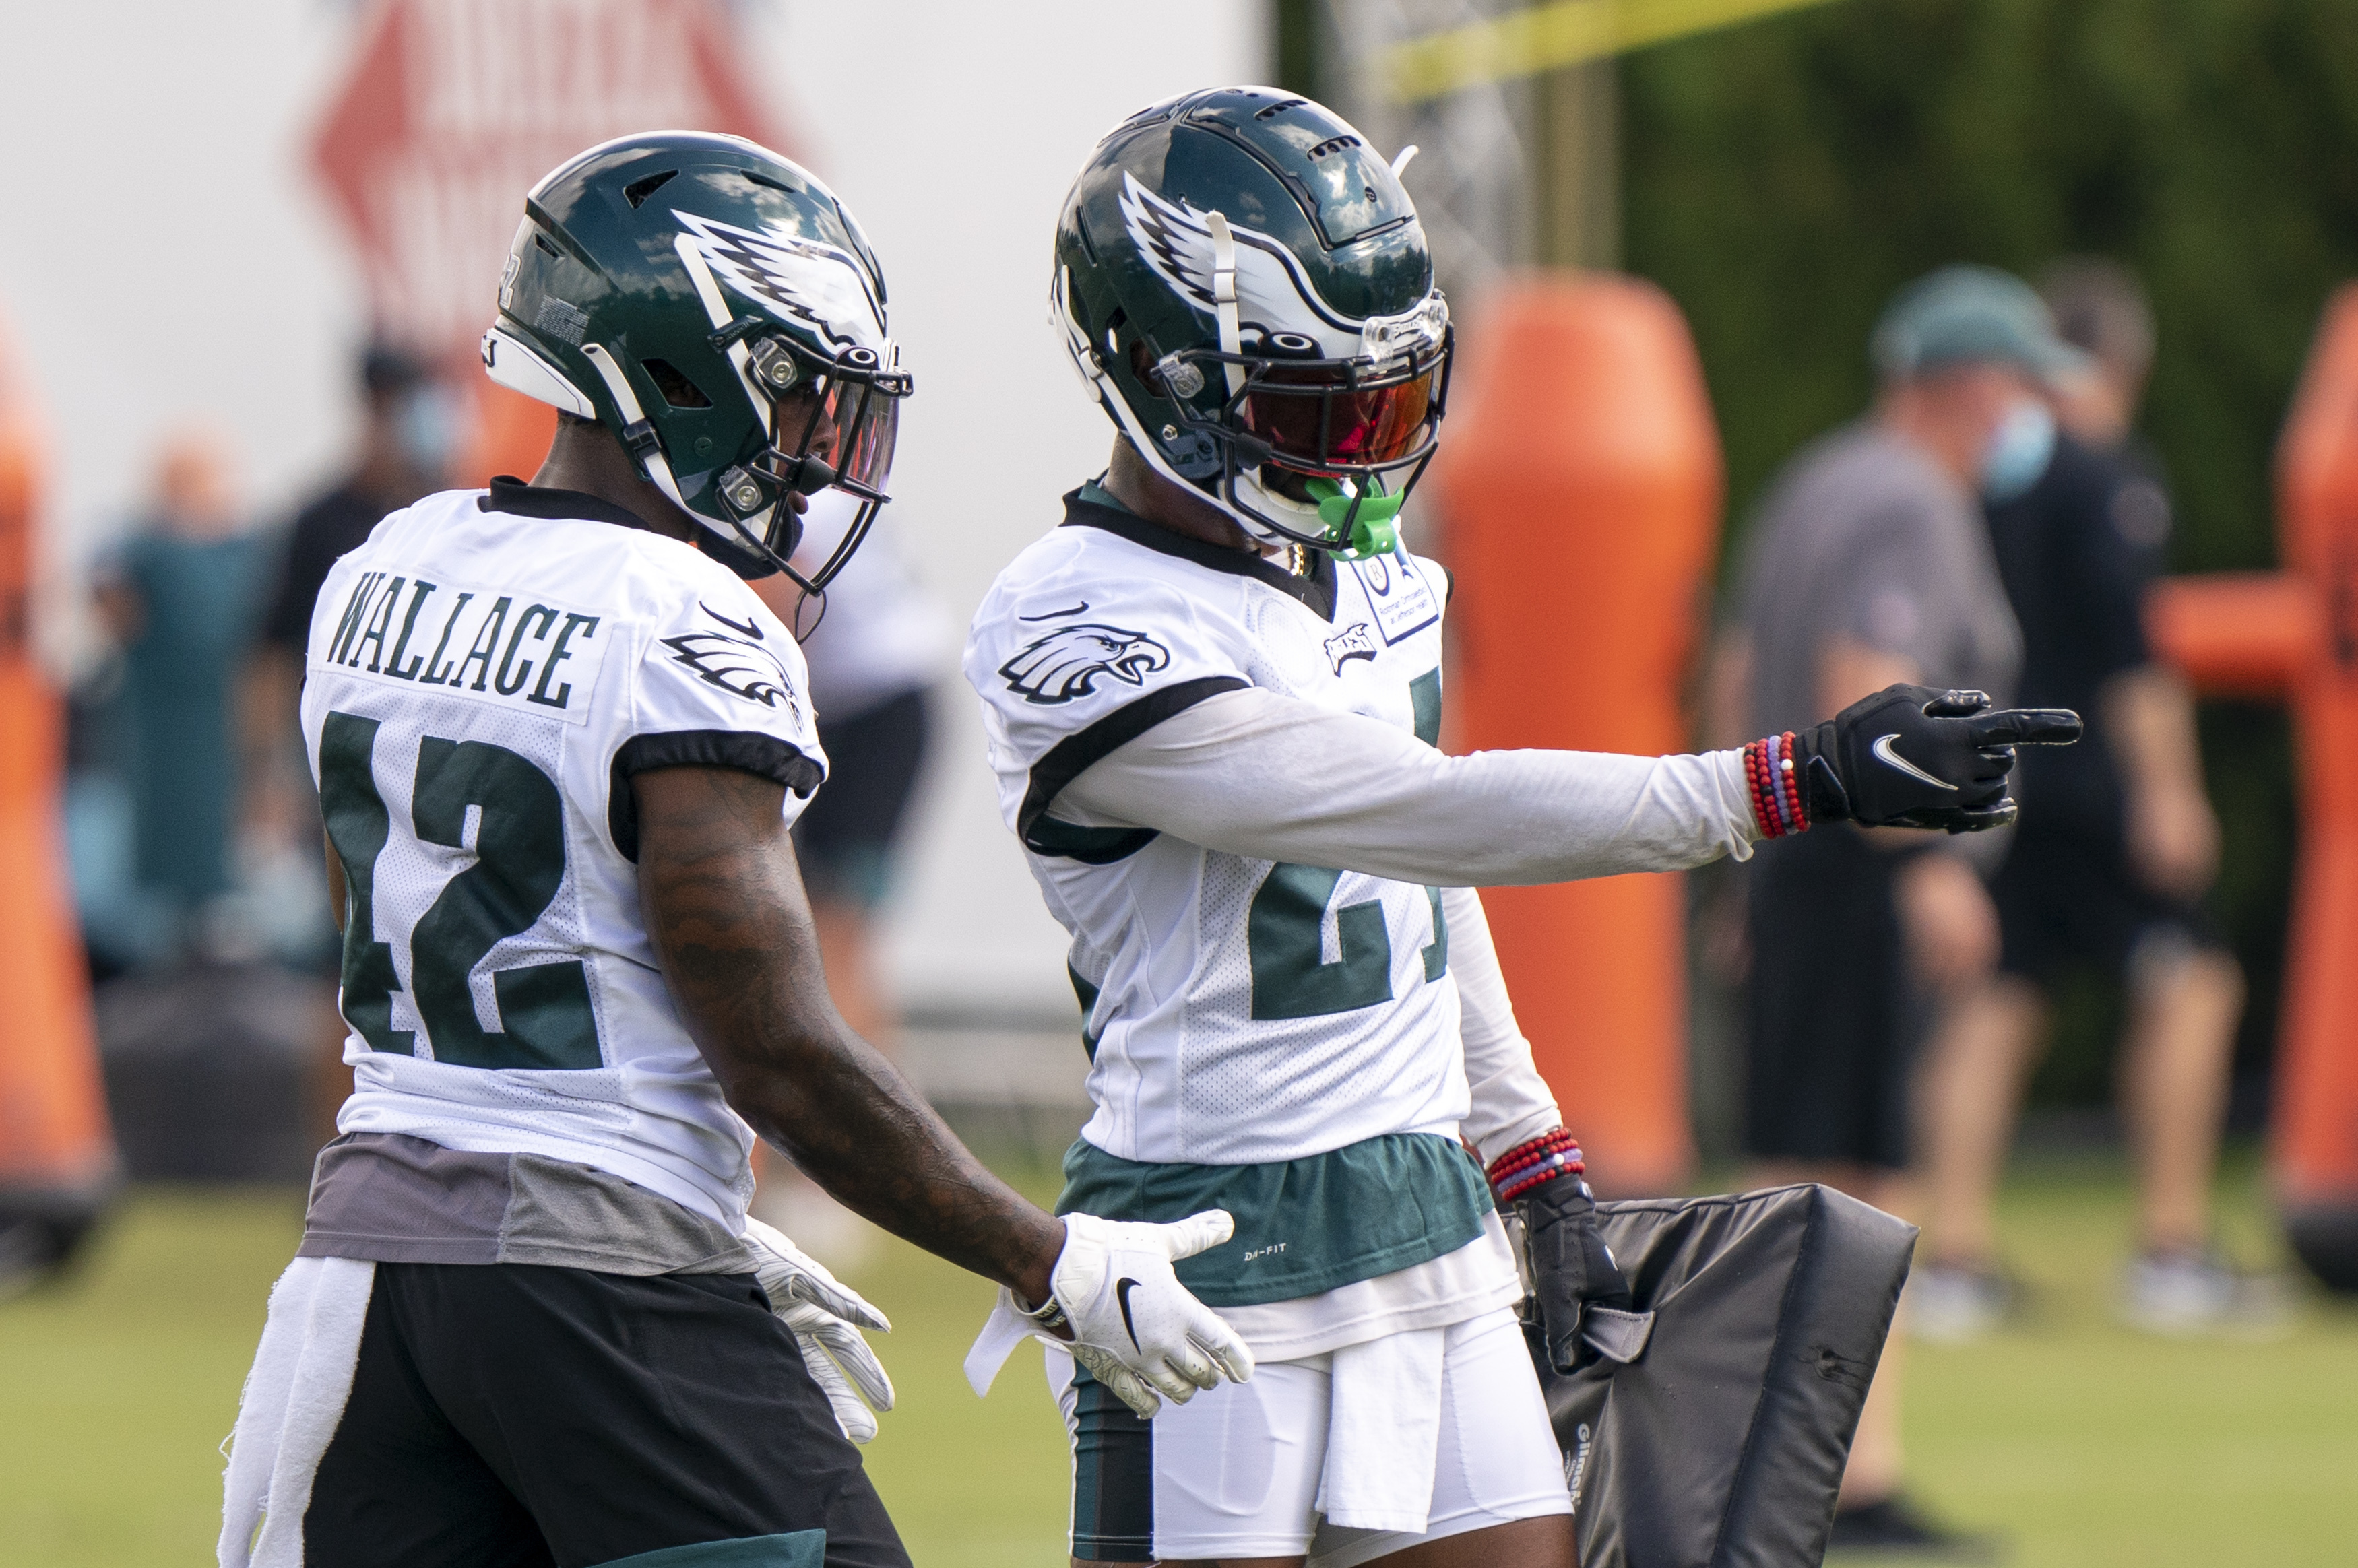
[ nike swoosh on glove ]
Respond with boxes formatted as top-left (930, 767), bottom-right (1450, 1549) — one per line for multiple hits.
top-left (964, 1210), bottom-right (1255, 1419)
top-left (742, 1216), bottom-right (895, 1443)
top-left (1794, 684), bottom-right (2082, 832)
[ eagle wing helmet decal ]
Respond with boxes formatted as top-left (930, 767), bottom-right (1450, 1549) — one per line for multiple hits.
top-left (1118, 172), bottom-right (1353, 356)
top-left (1000, 622), bottom-right (1173, 705)
top-left (1116, 172), bottom-right (1445, 362)
top-left (672, 209), bottom-right (885, 356)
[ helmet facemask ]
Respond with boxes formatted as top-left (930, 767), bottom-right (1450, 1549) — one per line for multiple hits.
top-left (674, 236), bottom-right (910, 596)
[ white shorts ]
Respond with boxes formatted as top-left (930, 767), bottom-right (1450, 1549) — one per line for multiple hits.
top-left (1048, 1307), bottom-right (1572, 1565)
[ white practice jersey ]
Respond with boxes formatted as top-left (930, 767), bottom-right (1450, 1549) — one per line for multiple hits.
top-left (300, 483), bottom-right (826, 1225)
top-left (966, 491), bottom-right (1465, 1169)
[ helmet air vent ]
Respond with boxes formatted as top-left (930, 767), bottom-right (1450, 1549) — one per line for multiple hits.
top-left (532, 232), bottom-right (562, 259)
top-left (640, 358), bottom-right (712, 410)
top-left (741, 170), bottom-right (797, 196)
top-left (1254, 98), bottom-right (1308, 120)
top-left (622, 170), bottom-right (679, 209)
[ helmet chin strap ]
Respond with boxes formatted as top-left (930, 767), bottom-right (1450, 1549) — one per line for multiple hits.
top-left (579, 342), bottom-right (691, 514)
top-left (1061, 272), bottom-right (1302, 554)
top-left (580, 339), bottom-right (811, 593)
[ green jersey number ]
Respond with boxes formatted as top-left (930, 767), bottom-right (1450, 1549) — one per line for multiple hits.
top-left (1246, 669), bottom-right (1448, 1021)
top-left (320, 711), bottom-right (602, 1070)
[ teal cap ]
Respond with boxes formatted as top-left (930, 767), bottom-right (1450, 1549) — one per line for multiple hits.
top-left (1872, 265), bottom-right (2091, 383)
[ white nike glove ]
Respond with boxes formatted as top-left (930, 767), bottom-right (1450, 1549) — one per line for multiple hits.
top-left (742, 1216), bottom-right (895, 1443)
top-left (964, 1209), bottom-right (1255, 1419)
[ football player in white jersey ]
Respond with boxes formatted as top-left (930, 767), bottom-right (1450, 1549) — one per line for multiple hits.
top-left (219, 132), bottom-right (1253, 1568)
top-left (960, 90), bottom-right (2080, 1568)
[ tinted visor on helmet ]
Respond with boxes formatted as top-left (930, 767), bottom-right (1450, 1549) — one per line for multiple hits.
top-left (1240, 353), bottom-right (1441, 472)
top-left (1180, 325), bottom-right (1446, 480)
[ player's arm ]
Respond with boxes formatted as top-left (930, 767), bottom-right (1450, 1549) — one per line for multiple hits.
top-left (2103, 664), bottom-right (2218, 899)
top-left (635, 762), bottom-right (1055, 1292)
top-left (2077, 470), bottom-right (2217, 899)
top-left (631, 762), bottom-right (1252, 1415)
top-left (1052, 684), bottom-right (2078, 886)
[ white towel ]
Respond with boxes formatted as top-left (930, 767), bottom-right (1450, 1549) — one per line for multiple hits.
top-left (1315, 1324), bottom-right (1447, 1534)
top-left (218, 1256), bottom-right (376, 1568)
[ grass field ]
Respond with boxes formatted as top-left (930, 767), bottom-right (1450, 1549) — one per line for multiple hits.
top-left (3, 1153), bottom-right (2352, 1567)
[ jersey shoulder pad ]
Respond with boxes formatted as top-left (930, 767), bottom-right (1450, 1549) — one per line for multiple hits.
top-left (633, 573), bottom-right (815, 738)
top-left (966, 531), bottom-right (1249, 736)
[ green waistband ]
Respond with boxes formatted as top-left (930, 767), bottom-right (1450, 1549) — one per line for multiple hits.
top-left (1056, 1132), bottom-right (1493, 1307)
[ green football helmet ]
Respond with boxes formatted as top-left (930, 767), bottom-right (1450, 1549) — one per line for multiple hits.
top-left (1052, 88), bottom-right (1450, 558)
top-left (480, 131), bottom-right (911, 587)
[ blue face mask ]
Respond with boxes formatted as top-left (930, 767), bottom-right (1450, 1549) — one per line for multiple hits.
top-left (395, 385), bottom-right (461, 478)
top-left (1980, 397), bottom-right (2056, 502)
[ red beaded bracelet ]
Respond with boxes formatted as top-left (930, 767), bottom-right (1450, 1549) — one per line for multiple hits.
top-left (1741, 732), bottom-right (1810, 839)
top-left (1486, 1128), bottom-right (1585, 1204)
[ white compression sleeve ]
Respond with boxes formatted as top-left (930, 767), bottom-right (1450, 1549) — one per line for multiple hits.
top-left (1444, 884), bottom-right (1564, 1165)
top-left (1054, 685), bottom-right (1762, 887)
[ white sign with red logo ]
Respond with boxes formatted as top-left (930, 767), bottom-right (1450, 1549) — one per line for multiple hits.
top-left (311, 0), bottom-right (782, 358)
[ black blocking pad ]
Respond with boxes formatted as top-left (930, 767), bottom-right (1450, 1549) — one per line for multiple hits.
top-left (1531, 1183), bottom-right (1917, 1568)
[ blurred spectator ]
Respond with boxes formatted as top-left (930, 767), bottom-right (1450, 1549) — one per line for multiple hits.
top-left (1713, 265), bottom-right (2069, 1556)
top-left (88, 428), bottom-right (271, 954)
top-left (1916, 259), bottom-right (2270, 1338)
top-left (747, 490), bottom-right (948, 1262)
top-left (242, 344), bottom-right (455, 851)
top-left (759, 489), bottom-right (947, 1046)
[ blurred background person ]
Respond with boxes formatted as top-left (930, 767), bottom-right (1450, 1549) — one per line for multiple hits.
top-left (748, 489), bottom-right (949, 1262)
top-left (87, 430), bottom-right (270, 959)
top-left (243, 343), bottom-right (454, 853)
top-left (761, 489), bottom-right (949, 1048)
top-left (1915, 259), bottom-right (2267, 1339)
top-left (1713, 265), bottom-right (2076, 1557)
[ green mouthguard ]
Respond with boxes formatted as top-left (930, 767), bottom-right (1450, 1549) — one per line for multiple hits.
top-left (1304, 478), bottom-right (1405, 560)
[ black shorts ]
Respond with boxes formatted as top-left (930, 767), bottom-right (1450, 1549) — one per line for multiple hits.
top-left (793, 688), bottom-right (930, 909)
top-left (1994, 826), bottom-right (2225, 989)
top-left (305, 1262), bottom-right (909, 1568)
top-left (1742, 829), bottom-right (1924, 1172)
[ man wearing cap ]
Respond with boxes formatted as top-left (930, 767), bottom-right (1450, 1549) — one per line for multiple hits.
top-left (1711, 264), bottom-right (2076, 1555)
top-left (1915, 259), bottom-right (2271, 1338)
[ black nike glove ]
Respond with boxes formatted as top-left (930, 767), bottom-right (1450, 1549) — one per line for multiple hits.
top-left (1793, 684), bottom-right (2082, 833)
top-left (1519, 1172), bottom-right (1635, 1374)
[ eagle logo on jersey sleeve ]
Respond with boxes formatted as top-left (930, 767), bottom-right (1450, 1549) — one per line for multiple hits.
top-left (999, 622), bottom-right (1172, 705)
top-left (661, 604), bottom-right (802, 715)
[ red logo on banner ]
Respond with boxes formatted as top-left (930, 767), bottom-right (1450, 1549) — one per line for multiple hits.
top-left (311, 0), bottom-right (784, 358)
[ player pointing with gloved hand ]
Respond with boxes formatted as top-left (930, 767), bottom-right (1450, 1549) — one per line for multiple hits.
top-left (964, 89), bottom-right (2076, 1568)
top-left (1788, 685), bottom-right (2082, 832)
